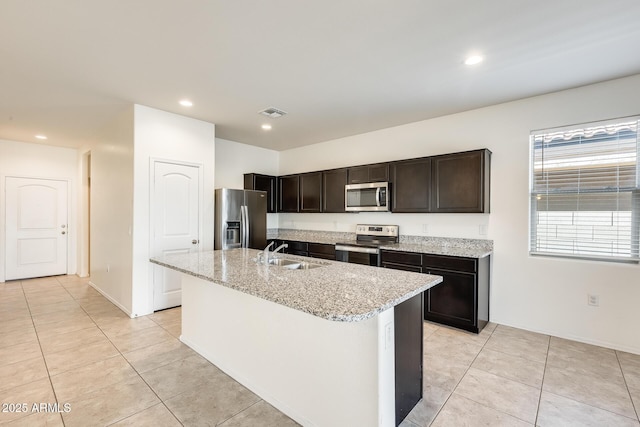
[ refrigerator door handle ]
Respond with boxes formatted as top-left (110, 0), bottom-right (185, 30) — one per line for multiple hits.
top-left (245, 205), bottom-right (250, 248)
top-left (242, 205), bottom-right (249, 247)
top-left (240, 206), bottom-right (245, 248)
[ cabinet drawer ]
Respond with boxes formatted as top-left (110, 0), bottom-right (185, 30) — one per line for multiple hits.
top-left (382, 262), bottom-right (422, 273)
top-left (308, 243), bottom-right (335, 256)
top-left (288, 250), bottom-right (308, 257)
top-left (380, 250), bottom-right (422, 266)
top-left (422, 255), bottom-right (476, 273)
top-left (286, 241), bottom-right (308, 252)
top-left (308, 252), bottom-right (336, 261)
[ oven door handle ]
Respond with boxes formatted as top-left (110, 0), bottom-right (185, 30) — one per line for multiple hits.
top-left (335, 245), bottom-right (380, 254)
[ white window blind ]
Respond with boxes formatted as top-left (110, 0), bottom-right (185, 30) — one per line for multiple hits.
top-left (530, 117), bottom-right (640, 262)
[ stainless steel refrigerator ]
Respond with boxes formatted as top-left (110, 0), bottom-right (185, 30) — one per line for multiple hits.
top-left (214, 188), bottom-right (267, 250)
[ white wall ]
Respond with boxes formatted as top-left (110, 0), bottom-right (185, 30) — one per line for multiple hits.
top-left (132, 105), bottom-right (215, 316)
top-left (277, 74), bottom-right (640, 354)
top-left (86, 107), bottom-right (135, 313)
top-left (0, 139), bottom-right (79, 282)
top-left (214, 138), bottom-right (279, 188)
top-left (215, 138), bottom-right (280, 229)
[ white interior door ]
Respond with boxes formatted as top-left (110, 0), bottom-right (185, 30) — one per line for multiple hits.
top-left (152, 161), bottom-right (200, 310)
top-left (5, 177), bottom-right (68, 280)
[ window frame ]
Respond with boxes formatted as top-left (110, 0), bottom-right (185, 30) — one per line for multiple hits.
top-left (528, 116), bottom-right (640, 263)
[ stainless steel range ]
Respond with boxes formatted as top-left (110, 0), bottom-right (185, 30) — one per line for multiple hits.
top-left (335, 224), bottom-right (399, 266)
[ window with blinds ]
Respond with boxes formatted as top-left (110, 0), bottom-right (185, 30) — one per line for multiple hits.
top-left (529, 117), bottom-right (640, 262)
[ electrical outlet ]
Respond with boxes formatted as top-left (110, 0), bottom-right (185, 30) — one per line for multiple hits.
top-left (384, 323), bottom-right (393, 349)
top-left (588, 294), bottom-right (599, 306)
top-left (106, 264), bottom-right (110, 273)
top-left (422, 224), bottom-right (429, 234)
top-left (479, 224), bottom-right (488, 236)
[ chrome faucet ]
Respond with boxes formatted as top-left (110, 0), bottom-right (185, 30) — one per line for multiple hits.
top-left (272, 243), bottom-right (288, 256)
top-left (262, 241), bottom-right (275, 264)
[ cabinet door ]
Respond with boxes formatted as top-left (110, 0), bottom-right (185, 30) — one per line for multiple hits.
top-left (308, 243), bottom-right (336, 260)
top-left (423, 268), bottom-right (477, 331)
top-left (347, 165), bottom-right (370, 184)
top-left (431, 149), bottom-right (490, 213)
top-left (244, 173), bottom-right (277, 213)
top-left (278, 175), bottom-right (300, 212)
top-left (391, 158), bottom-right (432, 212)
top-left (368, 163), bottom-right (389, 182)
top-left (300, 172), bottom-right (322, 213)
top-left (322, 168), bottom-right (347, 213)
top-left (347, 163), bottom-right (389, 184)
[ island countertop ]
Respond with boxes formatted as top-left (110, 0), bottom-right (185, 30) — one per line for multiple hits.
top-left (150, 248), bottom-right (442, 322)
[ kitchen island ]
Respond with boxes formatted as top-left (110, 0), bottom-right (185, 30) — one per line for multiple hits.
top-left (151, 248), bottom-right (442, 426)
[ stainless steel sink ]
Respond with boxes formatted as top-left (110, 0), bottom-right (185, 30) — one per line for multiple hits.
top-left (268, 258), bottom-right (323, 270)
top-left (268, 258), bottom-right (300, 267)
top-left (284, 261), bottom-right (323, 270)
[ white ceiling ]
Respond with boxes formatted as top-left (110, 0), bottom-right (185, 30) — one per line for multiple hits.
top-left (2, 1), bottom-right (640, 151)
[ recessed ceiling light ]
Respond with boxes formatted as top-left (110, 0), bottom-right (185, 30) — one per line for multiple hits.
top-left (179, 99), bottom-right (193, 107)
top-left (35, 135), bottom-right (47, 140)
top-left (261, 124), bottom-right (272, 131)
top-left (464, 55), bottom-right (484, 66)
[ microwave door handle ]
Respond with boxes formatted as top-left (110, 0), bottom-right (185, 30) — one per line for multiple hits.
top-left (376, 187), bottom-right (381, 207)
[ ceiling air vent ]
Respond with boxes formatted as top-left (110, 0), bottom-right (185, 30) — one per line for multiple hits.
top-left (258, 107), bottom-right (287, 118)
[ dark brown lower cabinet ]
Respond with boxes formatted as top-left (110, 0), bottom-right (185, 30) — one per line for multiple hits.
top-left (307, 243), bottom-right (336, 260)
top-left (423, 255), bottom-right (490, 333)
top-left (423, 269), bottom-right (477, 330)
top-left (381, 250), bottom-right (490, 333)
top-left (394, 293), bottom-right (423, 426)
top-left (281, 240), bottom-right (308, 256)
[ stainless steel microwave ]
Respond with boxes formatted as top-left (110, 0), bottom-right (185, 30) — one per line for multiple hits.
top-left (345, 182), bottom-right (390, 212)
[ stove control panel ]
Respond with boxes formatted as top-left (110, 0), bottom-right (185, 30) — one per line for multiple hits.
top-left (355, 224), bottom-right (399, 237)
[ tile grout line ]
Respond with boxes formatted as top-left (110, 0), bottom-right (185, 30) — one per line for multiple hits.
top-left (615, 350), bottom-right (640, 422)
top-left (435, 325), bottom-right (542, 426)
top-left (127, 309), bottom-right (269, 426)
top-left (215, 399), bottom-right (264, 426)
top-left (424, 324), bottom-right (495, 426)
top-left (31, 275), bottom-right (161, 425)
top-left (22, 276), bottom-right (69, 427)
top-left (533, 334), bottom-right (551, 426)
top-left (85, 300), bottom-right (185, 426)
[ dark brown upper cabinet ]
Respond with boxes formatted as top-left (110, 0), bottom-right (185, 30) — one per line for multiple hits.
top-left (347, 163), bottom-right (389, 184)
top-left (431, 149), bottom-right (491, 213)
top-left (300, 172), bottom-right (322, 213)
top-left (322, 168), bottom-right (348, 213)
top-left (278, 175), bottom-right (300, 212)
top-left (390, 157), bottom-right (432, 213)
top-left (244, 173), bottom-right (277, 213)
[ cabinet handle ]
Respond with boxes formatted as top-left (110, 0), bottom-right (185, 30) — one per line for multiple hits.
top-left (192, 239), bottom-right (199, 244)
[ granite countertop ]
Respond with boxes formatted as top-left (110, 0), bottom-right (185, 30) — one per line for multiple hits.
top-left (150, 248), bottom-right (442, 322)
top-left (379, 242), bottom-right (492, 258)
top-left (271, 229), bottom-right (493, 258)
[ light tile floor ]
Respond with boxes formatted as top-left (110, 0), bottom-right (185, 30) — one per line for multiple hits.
top-left (0, 275), bottom-right (297, 426)
top-left (402, 322), bottom-right (640, 427)
top-left (1, 275), bottom-right (639, 426)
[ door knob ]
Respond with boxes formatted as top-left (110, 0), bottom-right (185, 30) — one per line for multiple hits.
top-left (192, 239), bottom-right (199, 244)
top-left (61, 231), bottom-right (66, 235)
